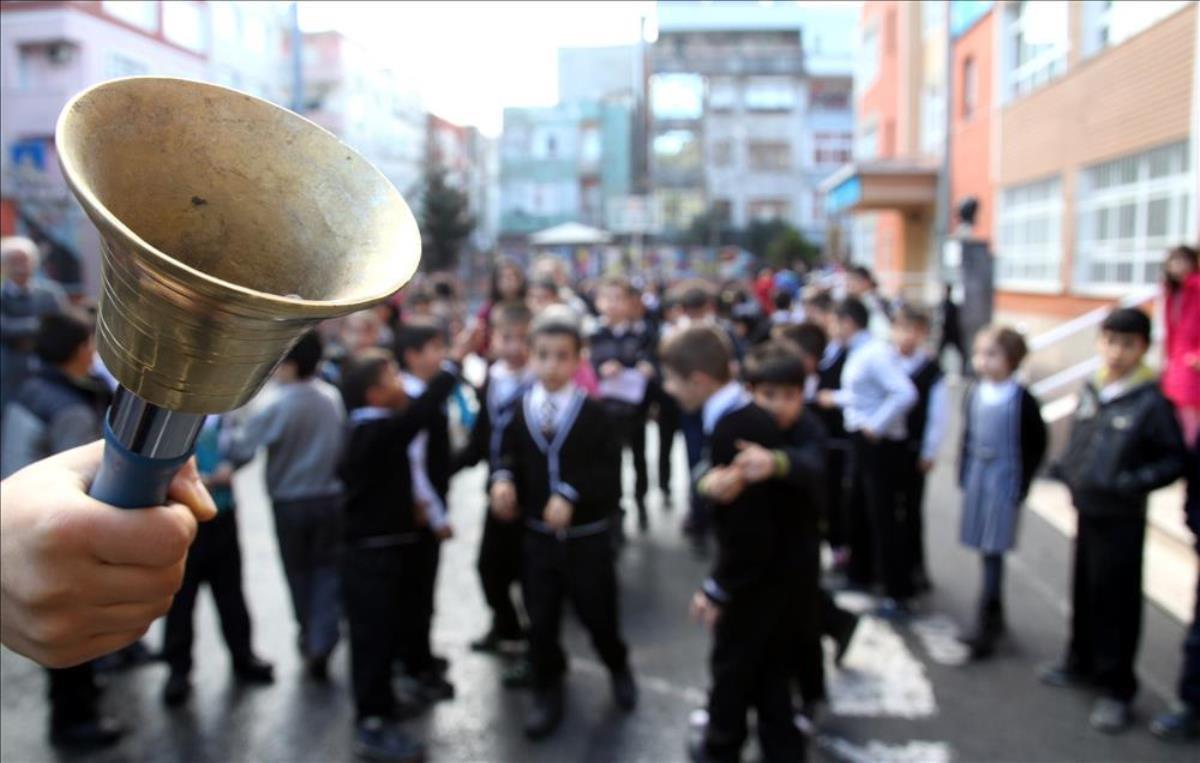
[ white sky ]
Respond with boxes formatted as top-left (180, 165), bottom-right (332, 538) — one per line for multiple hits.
top-left (299, 1), bottom-right (656, 136)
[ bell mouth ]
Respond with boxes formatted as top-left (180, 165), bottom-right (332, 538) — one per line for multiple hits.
top-left (56, 76), bottom-right (420, 314)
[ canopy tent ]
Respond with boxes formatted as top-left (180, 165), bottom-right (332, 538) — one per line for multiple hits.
top-left (529, 222), bottom-right (613, 246)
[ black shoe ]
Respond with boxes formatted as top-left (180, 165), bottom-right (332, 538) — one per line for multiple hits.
top-left (1151, 702), bottom-right (1200, 741)
top-left (354, 717), bottom-right (424, 763)
top-left (524, 685), bottom-right (564, 740)
top-left (430, 655), bottom-right (450, 676)
top-left (960, 603), bottom-right (1004, 660)
top-left (611, 669), bottom-right (638, 711)
top-left (234, 656), bottom-right (275, 684)
top-left (1039, 661), bottom-right (1094, 689)
top-left (162, 672), bottom-right (192, 707)
top-left (912, 570), bottom-right (933, 595)
top-left (49, 717), bottom-right (125, 749)
top-left (636, 499), bottom-right (649, 533)
top-left (470, 630), bottom-right (504, 654)
top-left (415, 672), bottom-right (455, 703)
top-left (830, 609), bottom-right (860, 666)
top-left (306, 654), bottom-right (330, 682)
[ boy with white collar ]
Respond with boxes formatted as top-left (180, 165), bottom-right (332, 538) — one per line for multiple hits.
top-left (491, 309), bottom-right (637, 740)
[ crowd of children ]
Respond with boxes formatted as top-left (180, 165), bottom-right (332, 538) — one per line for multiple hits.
top-left (8, 248), bottom-right (1198, 760)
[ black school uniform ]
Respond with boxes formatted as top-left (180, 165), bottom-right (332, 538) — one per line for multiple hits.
top-left (452, 366), bottom-right (534, 640)
top-left (816, 343), bottom-right (851, 550)
top-left (495, 386), bottom-right (630, 689)
top-left (589, 320), bottom-right (656, 518)
top-left (338, 366), bottom-right (459, 721)
top-left (699, 395), bottom-right (806, 763)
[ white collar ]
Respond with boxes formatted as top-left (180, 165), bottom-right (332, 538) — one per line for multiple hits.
top-left (978, 378), bottom-right (1019, 404)
top-left (532, 381), bottom-right (576, 405)
top-left (847, 330), bottom-right (872, 351)
top-left (402, 372), bottom-right (427, 397)
top-left (702, 381), bottom-right (751, 435)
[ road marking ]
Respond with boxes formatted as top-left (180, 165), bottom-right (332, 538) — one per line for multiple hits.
top-left (909, 614), bottom-right (971, 667)
top-left (817, 735), bottom-right (953, 763)
top-left (832, 616), bottom-right (938, 719)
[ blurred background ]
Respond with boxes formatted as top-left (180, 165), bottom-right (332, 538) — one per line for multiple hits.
top-left (0, 0), bottom-right (1196, 327)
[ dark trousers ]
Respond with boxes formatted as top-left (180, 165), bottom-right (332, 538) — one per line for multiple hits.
top-left (1180, 541), bottom-right (1200, 708)
top-left (161, 510), bottom-right (255, 675)
top-left (706, 586), bottom-right (806, 763)
top-left (522, 530), bottom-right (629, 689)
top-left (343, 546), bottom-right (404, 720)
top-left (655, 393), bottom-right (682, 493)
top-left (847, 435), bottom-right (914, 601)
top-left (272, 495), bottom-right (343, 659)
top-left (478, 509), bottom-right (525, 638)
top-left (900, 449), bottom-right (929, 583)
top-left (399, 531), bottom-right (441, 675)
top-left (824, 442), bottom-right (849, 549)
top-left (1066, 513), bottom-right (1146, 702)
top-left (682, 411), bottom-right (708, 537)
top-left (46, 663), bottom-right (99, 730)
top-left (606, 401), bottom-right (649, 507)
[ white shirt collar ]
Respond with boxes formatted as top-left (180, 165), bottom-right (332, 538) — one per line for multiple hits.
top-left (978, 377), bottom-right (1019, 405)
top-left (350, 406), bottom-right (392, 423)
top-left (702, 381), bottom-right (751, 435)
top-left (402, 372), bottom-right (427, 397)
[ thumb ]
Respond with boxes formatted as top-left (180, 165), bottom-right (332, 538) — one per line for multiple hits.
top-left (734, 439), bottom-right (752, 451)
top-left (167, 457), bottom-right (218, 523)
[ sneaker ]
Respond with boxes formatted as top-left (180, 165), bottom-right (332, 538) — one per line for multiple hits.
top-left (1038, 661), bottom-right (1093, 689)
top-left (874, 598), bottom-right (912, 622)
top-left (1090, 697), bottom-right (1132, 734)
top-left (1150, 702), bottom-right (1200, 741)
top-left (162, 672), bottom-right (192, 708)
top-left (415, 672), bottom-right (455, 703)
top-left (611, 669), bottom-right (638, 711)
top-left (354, 717), bottom-right (424, 763)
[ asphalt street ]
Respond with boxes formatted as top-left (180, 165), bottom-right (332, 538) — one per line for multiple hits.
top-left (1, 419), bottom-right (1196, 763)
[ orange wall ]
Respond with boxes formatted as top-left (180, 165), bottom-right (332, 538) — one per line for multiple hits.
top-left (859, 1), bottom-right (900, 159)
top-left (949, 10), bottom-right (994, 241)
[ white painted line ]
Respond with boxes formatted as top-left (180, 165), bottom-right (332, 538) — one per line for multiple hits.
top-left (817, 735), bottom-right (954, 763)
top-left (831, 617), bottom-right (938, 719)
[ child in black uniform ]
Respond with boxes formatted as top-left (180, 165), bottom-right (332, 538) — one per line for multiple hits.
top-left (661, 326), bottom-right (806, 763)
top-left (453, 302), bottom-right (536, 655)
top-left (491, 312), bottom-right (638, 740)
top-left (338, 330), bottom-right (473, 763)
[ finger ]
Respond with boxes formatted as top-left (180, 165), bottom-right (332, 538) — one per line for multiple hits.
top-left (82, 502), bottom-right (198, 567)
top-left (45, 440), bottom-right (106, 490)
top-left (89, 558), bottom-right (187, 605)
top-left (734, 440), bottom-right (751, 450)
top-left (167, 458), bottom-right (218, 522)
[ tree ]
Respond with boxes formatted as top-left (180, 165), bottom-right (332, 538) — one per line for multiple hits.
top-left (741, 218), bottom-right (791, 260)
top-left (765, 226), bottom-right (821, 270)
top-left (684, 207), bottom-right (738, 247)
top-left (419, 163), bottom-right (474, 273)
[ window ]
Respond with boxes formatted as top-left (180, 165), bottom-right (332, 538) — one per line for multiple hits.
top-left (809, 82), bottom-right (850, 112)
top-left (856, 121), bottom-right (878, 160)
top-left (106, 51), bottom-right (150, 79)
top-left (996, 176), bottom-right (1064, 289)
top-left (16, 43), bottom-right (78, 91)
top-left (163, 2), bottom-right (206, 52)
top-left (102, 1), bottom-right (158, 31)
top-left (920, 82), bottom-right (946, 155)
top-left (653, 129), bottom-right (701, 173)
top-left (962, 56), bottom-right (978, 120)
top-left (747, 141), bottom-right (791, 172)
top-left (922, 0), bottom-right (947, 38)
top-left (748, 199), bottom-right (790, 222)
top-left (744, 78), bottom-right (794, 111)
top-left (580, 125), bottom-right (601, 166)
top-left (708, 78), bottom-right (737, 111)
top-left (1005, 1), bottom-right (1068, 99)
top-left (851, 213), bottom-right (878, 266)
top-left (1084, 1), bottom-right (1190, 58)
top-left (1076, 141), bottom-right (1194, 289)
top-left (857, 24), bottom-right (880, 93)
top-left (652, 74), bottom-right (703, 119)
top-left (712, 140), bottom-right (735, 168)
top-left (813, 132), bottom-right (853, 166)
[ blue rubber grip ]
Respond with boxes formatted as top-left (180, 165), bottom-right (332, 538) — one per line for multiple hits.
top-left (89, 419), bottom-right (194, 509)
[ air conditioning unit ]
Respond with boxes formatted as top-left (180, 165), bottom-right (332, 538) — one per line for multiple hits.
top-left (48, 42), bottom-right (75, 65)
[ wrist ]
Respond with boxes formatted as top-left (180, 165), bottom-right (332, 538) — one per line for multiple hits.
top-left (772, 450), bottom-right (789, 478)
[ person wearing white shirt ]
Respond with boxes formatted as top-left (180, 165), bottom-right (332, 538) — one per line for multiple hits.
top-left (818, 297), bottom-right (918, 617)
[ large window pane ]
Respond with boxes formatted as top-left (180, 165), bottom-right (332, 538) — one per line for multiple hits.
top-left (996, 176), bottom-right (1063, 289)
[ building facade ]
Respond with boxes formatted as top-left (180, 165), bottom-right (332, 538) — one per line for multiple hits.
top-left (299, 30), bottom-right (426, 201)
top-left (827, 0), bottom-right (1198, 318)
top-left (651, 0), bottom-right (856, 246)
top-left (499, 99), bottom-right (634, 239)
top-left (0, 0), bottom-right (256, 296)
